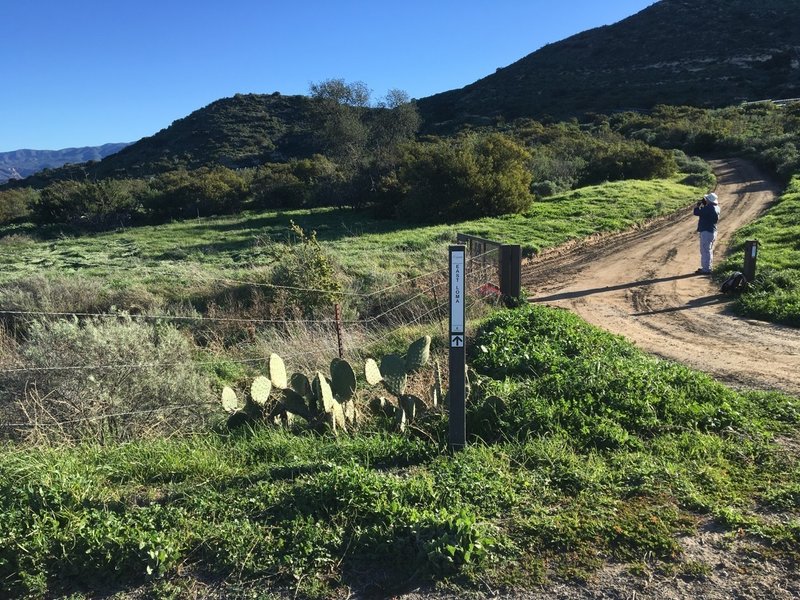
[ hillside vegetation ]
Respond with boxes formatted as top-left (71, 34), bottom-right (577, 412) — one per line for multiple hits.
top-left (1, 304), bottom-right (798, 598)
top-left (419, 0), bottom-right (800, 128)
top-left (720, 175), bottom-right (800, 326)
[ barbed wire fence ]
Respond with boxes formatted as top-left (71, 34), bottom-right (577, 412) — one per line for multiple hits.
top-left (0, 244), bottom-right (510, 440)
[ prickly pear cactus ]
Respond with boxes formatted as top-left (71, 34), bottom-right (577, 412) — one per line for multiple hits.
top-left (395, 403), bottom-right (407, 432)
top-left (221, 386), bottom-right (238, 413)
top-left (343, 399), bottom-right (357, 427)
top-left (227, 410), bottom-right (251, 429)
top-left (330, 401), bottom-right (347, 433)
top-left (399, 394), bottom-right (428, 422)
top-left (268, 353), bottom-right (288, 389)
top-left (405, 335), bottom-right (431, 373)
top-left (290, 372), bottom-right (313, 402)
top-left (330, 359), bottom-right (357, 402)
top-left (313, 372), bottom-right (335, 414)
top-left (380, 354), bottom-right (407, 397)
top-left (364, 358), bottom-right (383, 386)
top-left (281, 388), bottom-right (311, 420)
top-left (250, 376), bottom-right (272, 406)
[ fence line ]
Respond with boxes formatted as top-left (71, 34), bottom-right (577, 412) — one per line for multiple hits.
top-left (0, 309), bottom-right (348, 326)
top-left (0, 244), bottom-right (495, 440)
top-left (2, 402), bottom-right (220, 430)
top-left (0, 247), bottom-right (497, 328)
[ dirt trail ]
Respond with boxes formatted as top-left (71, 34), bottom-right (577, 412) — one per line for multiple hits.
top-left (523, 158), bottom-right (800, 397)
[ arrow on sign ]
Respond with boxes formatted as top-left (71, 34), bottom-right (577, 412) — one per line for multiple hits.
top-left (451, 334), bottom-right (464, 348)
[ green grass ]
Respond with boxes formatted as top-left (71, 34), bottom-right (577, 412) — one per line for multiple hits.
top-left (719, 175), bottom-right (800, 326)
top-left (0, 178), bottom-right (700, 298)
top-left (2, 303), bottom-right (798, 599)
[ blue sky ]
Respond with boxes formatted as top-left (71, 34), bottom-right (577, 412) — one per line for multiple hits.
top-left (1, 1), bottom-right (656, 152)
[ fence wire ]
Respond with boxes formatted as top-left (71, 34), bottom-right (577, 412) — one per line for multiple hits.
top-left (0, 243), bottom-right (502, 437)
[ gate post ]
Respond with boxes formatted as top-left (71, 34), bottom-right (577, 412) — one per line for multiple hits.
top-left (743, 240), bottom-right (759, 282)
top-left (500, 244), bottom-right (522, 305)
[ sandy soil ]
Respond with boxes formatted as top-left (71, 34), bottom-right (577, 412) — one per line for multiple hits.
top-left (523, 158), bottom-right (800, 397)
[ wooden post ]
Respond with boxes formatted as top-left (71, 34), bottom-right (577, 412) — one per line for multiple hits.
top-left (743, 240), bottom-right (759, 282)
top-left (500, 244), bottom-right (522, 305)
top-left (449, 245), bottom-right (466, 451)
top-left (334, 303), bottom-right (344, 359)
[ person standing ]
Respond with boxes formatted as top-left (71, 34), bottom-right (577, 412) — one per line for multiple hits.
top-left (694, 192), bottom-right (720, 274)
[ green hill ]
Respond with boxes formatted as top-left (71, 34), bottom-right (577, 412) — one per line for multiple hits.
top-left (15, 93), bottom-right (323, 186)
top-left (12, 0), bottom-right (800, 186)
top-left (417, 0), bottom-right (800, 128)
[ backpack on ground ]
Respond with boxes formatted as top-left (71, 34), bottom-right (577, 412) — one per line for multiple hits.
top-left (720, 271), bottom-right (748, 294)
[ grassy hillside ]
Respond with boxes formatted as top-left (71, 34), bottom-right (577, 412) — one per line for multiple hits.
top-left (1, 304), bottom-right (797, 598)
top-left (419, 0), bottom-right (800, 128)
top-left (720, 175), bottom-right (800, 326)
top-left (0, 178), bottom-right (702, 294)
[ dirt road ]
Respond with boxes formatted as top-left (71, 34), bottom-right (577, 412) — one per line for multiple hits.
top-left (523, 158), bottom-right (800, 397)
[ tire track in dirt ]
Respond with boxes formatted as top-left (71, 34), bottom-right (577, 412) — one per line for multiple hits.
top-left (523, 158), bottom-right (800, 396)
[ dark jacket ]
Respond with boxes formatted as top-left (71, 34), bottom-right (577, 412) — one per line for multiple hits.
top-left (694, 203), bottom-right (720, 233)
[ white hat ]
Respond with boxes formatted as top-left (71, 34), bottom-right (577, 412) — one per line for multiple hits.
top-left (704, 193), bottom-right (718, 205)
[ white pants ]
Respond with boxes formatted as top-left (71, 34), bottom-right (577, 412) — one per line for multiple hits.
top-left (699, 230), bottom-right (717, 271)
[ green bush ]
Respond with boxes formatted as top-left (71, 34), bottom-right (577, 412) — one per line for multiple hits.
top-left (268, 222), bottom-right (343, 318)
top-left (34, 179), bottom-right (146, 227)
top-left (144, 166), bottom-right (249, 220)
top-left (389, 132), bottom-right (534, 222)
top-left (0, 188), bottom-right (38, 224)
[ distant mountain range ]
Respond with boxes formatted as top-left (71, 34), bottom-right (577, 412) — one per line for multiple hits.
top-left (6, 0), bottom-right (800, 187)
top-left (0, 143), bottom-right (130, 184)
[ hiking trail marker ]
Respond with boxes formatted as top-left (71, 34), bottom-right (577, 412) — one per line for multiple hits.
top-left (449, 245), bottom-right (466, 450)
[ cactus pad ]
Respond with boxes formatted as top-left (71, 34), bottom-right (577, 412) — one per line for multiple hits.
top-left (400, 394), bottom-right (426, 421)
top-left (332, 401), bottom-right (346, 433)
top-left (281, 388), bottom-right (311, 420)
top-left (395, 404), bottom-right (407, 432)
top-left (226, 410), bottom-right (250, 429)
top-left (313, 372), bottom-right (335, 414)
top-left (290, 372), bottom-right (313, 401)
top-left (268, 353), bottom-right (288, 389)
top-left (343, 399), bottom-right (356, 427)
top-left (250, 376), bottom-right (272, 406)
top-left (380, 354), bottom-right (407, 397)
top-left (221, 386), bottom-right (238, 413)
top-left (405, 335), bottom-right (431, 372)
top-left (330, 359), bottom-right (357, 402)
top-left (364, 358), bottom-right (383, 386)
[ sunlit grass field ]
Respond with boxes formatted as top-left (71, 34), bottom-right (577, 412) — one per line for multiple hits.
top-left (0, 178), bottom-right (701, 295)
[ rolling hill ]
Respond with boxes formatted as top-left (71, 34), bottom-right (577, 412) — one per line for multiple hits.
top-left (8, 0), bottom-right (800, 187)
top-left (417, 0), bottom-right (800, 128)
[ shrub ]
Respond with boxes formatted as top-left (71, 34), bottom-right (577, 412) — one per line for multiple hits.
top-left (1, 317), bottom-right (213, 443)
top-left (0, 275), bottom-right (164, 336)
top-left (0, 188), bottom-right (38, 224)
top-left (33, 179), bottom-right (146, 227)
top-left (268, 222), bottom-right (343, 319)
top-left (391, 133), bottom-right (534, 222)
top-left (144, 167), bottom-right (248, 220)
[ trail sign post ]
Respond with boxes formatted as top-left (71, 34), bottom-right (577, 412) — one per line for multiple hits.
top-left (743, 240), bottom-right (759, 282)
top-left (449, 245), bottom-right (466, 450)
